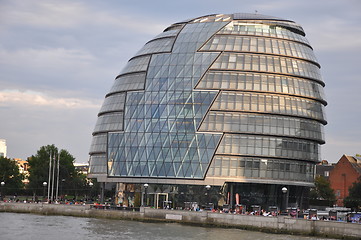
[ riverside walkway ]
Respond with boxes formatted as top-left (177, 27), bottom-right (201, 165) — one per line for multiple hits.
top-left (0, 202), bottom-right (360, 239)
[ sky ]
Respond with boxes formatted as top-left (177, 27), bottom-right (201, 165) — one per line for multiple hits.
top-left (0, 0), bottom-right (360, 163)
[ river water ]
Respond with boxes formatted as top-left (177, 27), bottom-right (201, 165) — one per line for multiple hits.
top-left (0, 212), bottom-right (336, 240)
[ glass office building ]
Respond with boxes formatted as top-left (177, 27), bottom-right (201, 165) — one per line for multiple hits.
top-left (89, 13), bottom-right (326, 209)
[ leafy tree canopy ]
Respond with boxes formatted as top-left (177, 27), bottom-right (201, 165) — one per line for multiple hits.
top-left (27, 144), bottom-right (85, 195)
top-left (344, 177), bottom-right (361, 211)
top-left (310, 175), bottom-right (336, 206)
top-left (0, 156), bottom-right (24, 194)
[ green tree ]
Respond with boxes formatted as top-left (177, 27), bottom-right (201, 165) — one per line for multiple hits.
top-left (27, 145), bottom-right (57, 195)
top-left (27, 145), bottom-right (87, 198)
top-left (309, 175), bottom-right (336, 206)
top-left (344, 177), bottom-right (361, 211)
top-left (0, 156), bottom-right (24, 196)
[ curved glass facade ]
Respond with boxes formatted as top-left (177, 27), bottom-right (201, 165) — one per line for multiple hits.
top-left (200, 35), bottom-right (318, 63)
top-left (197, 72), bottom-right (325, 101)
top-left (89, 13), bottom-right (326, 189)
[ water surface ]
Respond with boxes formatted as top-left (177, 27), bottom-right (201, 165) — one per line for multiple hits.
top-left (0, 212), bottom-right (336, 240)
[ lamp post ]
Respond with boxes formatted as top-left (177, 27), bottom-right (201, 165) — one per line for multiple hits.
top-left (205, 185), bottom-right (211, 209)
top-left (143, 183), bottom-right (149, 207)
top-left (60, 179), bottom-right (65, 201)
top-left (282, 186), bottom-right (288, 213)
top-left (1, 181), bottom-right (5, 201)
top-left (43, 182), bottom-right (47, 202)
top-left (89, 182), bottom-right (94, 202)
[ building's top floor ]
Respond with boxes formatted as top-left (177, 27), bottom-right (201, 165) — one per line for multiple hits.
top-left (0, 139), bottom-right (7, 157)
top-left (74, 163), bottom-right (89, 175)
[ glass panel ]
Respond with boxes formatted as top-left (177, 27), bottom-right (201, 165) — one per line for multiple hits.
top-left (217, 134), bottom-right (320, 161)
top-left (210, 53), bottom-right (322, 83)
top-left (207, 155), bottom-right (314, 182)
top-left (210, 91), bottom-right (326, 123)
top-left (135, 37), bottom-right (175, 56)
top-left (89, 133), bottom-right (107, 153)
top-left (200, 35), bottom-right (317, 63)
top-left (221, 20), bottom-right (307, 44)
top-left (200, 112), bottom-right (324, 142)
top-left (110, 72), bottom-right (146, 93)
top-left (196, 71), bottom-right (325, 102)
top-left (89, 154), bottom-right (107, 174)
top-left (99, 93), bottom-right (126, 114)
top-left (93, 112), bottom-right (124, 134)
top-left (108, 80), bottom-right (221, 178)
top-left (118, 55), bottom-right (151, 75)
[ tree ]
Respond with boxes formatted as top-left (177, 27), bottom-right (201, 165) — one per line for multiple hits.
top-left (0, 156), bottom-right (24, 196)
top-left (27, 144), bottom-right (87, 198)
top-left (309, 175), bottom-right (336, 206)
top-left (344, 177), bottom-right (361, 211)
top-left (27, 145), bottom-right (57, 195)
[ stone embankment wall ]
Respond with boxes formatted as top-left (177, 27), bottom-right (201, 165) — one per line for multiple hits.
top-left (1, 202), bottom-right (360, 239)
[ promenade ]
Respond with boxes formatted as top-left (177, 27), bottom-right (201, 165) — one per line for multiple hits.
top-left (0, 202), bottom-right (360, 239)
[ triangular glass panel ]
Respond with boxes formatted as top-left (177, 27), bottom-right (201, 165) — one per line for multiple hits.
top-left (120, 163), bottom-right (128, 176)
top-left (183, 163), bottom-right (192, 177)
top-left (193, 164), bottom-right (203, 178)
top-left (173, 162), bottom-right (182, 177)
top-left (153, 147), bottom-right (162, 161)
top-left (134, 163), bottom-right (142, 176)
top-left (166, 163), bottom-right (175, 177)
top-left (179, 147), bottom-right (188, 158)
top-left (158, 163), bottom-right (166, 177)
top-left (149, 162), bottom-right (157, 176)
top-left (127, 164), bottom-right (134, 176)
top-left (142, 163), bottom-right (150, 176)
top-left (178, 164), bottom-right (186, 178)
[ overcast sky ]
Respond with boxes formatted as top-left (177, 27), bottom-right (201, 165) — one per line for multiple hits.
top-left (1, 0), bottom-right (360, 163)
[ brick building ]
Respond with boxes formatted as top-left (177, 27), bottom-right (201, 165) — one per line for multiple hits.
top-left (329, 155), bottom-right (361, 206)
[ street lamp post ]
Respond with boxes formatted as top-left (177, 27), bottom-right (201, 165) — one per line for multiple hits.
top-left (89, 182), bottom-right (94, 202)
top-left (60, 179), bottom-right (65, 201)
top-left (205, 185), bottom-right (211, 209)
top-left (143, 183), bottom-right (149, 207)
top-left (1, 181), bottom-right (5, 201)
top-left (43, 182), bottom-right (48, 202)
top-left (282, 186), bottom-right (288, 213)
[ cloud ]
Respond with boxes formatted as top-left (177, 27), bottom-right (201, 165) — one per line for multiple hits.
top-left (0, 0), bottom-right (164, 35)
top-left (0, 47), bottom-right (108, 98)
top-left (0, 1), bottom-right (87, 29)
top-left (0, 89), bottom-right (100, 162)
top-left (306, 17), bottom-right (361, 52)
top-left (0, 47), bottom-right (96, 69)
top-left (0, 0), bottom-right (165, 100)
top-left (0, 90), bottom-right (101, 109)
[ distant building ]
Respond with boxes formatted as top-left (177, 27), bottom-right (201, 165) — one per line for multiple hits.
top-left (329, 155), bottom-right (361, 206)
top-left (315, 160), bottom-right (334, 179)
top-left (0, 139), bottom-right (7, 157)
top-left (74, 163), bottom-right (89, 175)
top-left (14, 158), bottom-right (29, 184)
